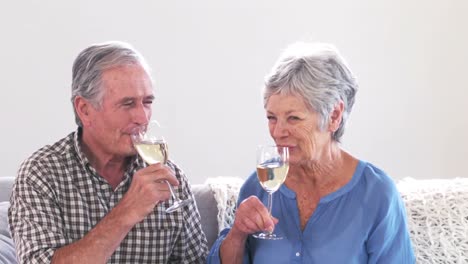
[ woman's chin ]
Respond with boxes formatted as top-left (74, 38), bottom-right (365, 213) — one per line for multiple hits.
top-left (288, 157), bottom-right (301, 165)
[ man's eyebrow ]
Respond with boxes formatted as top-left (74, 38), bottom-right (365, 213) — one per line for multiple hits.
top-left (116, 95), bottom-right (155, 105)
top-left (145, 95), bottom-right (155, 100)
top-left (117, 97), bottom-right (134, 104)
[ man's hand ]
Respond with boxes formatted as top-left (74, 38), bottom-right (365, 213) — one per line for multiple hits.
top-left (119, 163), bottom-right (180, 225)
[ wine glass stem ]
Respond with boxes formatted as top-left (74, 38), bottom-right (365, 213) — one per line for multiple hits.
top-left (165, 180), bottom-right (178, 200)
top-left (267, 192), bottom-right (273, 234)
top-left (268, 192), bottom-right (273, 214)
top-left (268, 192), bottom-right (273, 215)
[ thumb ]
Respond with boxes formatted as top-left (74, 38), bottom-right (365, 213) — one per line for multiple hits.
top-left (266, 216), bottom-right (279, 232)
top-left (272, 216), bottom-right (279, 225)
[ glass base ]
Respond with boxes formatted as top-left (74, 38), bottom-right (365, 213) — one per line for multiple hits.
top-left (165, 198), bottom-right (192, 213)
top-left (252, 232), bottom-right (283, 240)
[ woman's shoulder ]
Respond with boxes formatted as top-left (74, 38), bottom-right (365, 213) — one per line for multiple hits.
top-left (238, 171), bottom-right (262, 196)
top-left (358, 160), bottom-right (400, 199)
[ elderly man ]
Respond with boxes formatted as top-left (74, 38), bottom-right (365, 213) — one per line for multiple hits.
top-left (8, 41), bottom-right (208, 263)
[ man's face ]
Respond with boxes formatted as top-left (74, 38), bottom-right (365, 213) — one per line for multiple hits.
top-left (85, 64), bottom-right (154, 158)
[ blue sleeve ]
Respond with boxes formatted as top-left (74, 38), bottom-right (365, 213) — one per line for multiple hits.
top-left (367, 180), bottom-right (415, 264)
top-left (206, 228), bottom-right (229, 264)
top-left (207, 173), bottom-right (259, 264)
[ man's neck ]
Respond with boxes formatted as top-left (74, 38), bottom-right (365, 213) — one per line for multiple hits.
top-left (80, 131), bottom-right (128, 189)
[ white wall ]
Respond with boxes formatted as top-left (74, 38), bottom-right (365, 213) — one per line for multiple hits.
top-left (1, 1), bottom-right (467, 184)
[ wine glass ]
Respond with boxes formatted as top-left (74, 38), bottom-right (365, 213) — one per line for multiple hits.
top-left (131, 120), bottom-right (192, 213)
top-left (253, 145), bottom-right (289, 240)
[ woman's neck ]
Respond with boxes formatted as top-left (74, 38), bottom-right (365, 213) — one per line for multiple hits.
top-left (286, 147), bottom-right (356, 196)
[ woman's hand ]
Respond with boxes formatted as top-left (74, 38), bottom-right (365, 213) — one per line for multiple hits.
top-left (219, 196), bottom-right (279, 264)
top-left (229, 196), bottom-right (279, 241)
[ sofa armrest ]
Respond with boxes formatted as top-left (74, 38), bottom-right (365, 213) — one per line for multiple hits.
top-left (0, 202), bottom-right (18, 263)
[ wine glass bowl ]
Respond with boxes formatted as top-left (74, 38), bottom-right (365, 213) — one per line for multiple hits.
top-left (131, 120), bottom-right (191, 213)
top-left (253, 145), bottom-right (289, 240)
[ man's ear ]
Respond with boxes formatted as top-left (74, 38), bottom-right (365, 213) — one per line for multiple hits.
top-left (74, 96), bottom-right (93, 127)
top-left (329, 101), bottom-right (344, 132)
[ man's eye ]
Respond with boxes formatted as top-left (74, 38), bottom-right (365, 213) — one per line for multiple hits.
top-left (143, 100), bottom-right (153, 105)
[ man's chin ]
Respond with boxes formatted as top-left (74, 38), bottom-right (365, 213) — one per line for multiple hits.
top-left (123, 147), bottom-right (138, 157)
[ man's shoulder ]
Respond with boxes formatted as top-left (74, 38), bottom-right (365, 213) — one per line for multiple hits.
top-left (18, 132), bottom-right (76, 177)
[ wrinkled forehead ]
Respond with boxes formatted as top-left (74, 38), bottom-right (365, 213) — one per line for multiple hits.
top-left (100, 65), bottom-right (154, 100)
top-left (265, 93), bottom-right (312, 113)
top-left (265, 90), bottom-right (315, 113)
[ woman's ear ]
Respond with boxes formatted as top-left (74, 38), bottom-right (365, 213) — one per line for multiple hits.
top-left (329, 101), bottom-right (344, 132)
top-left (74, 96), bottom-right (92, 127)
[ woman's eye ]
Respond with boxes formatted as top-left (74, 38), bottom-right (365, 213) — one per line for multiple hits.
top-left (288, 116), bottom-right (301, 121)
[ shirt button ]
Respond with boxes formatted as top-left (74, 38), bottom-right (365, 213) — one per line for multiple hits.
top-left (296, 252), bottom-right (300, 257)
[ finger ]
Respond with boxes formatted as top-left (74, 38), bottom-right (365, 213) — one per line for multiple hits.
top-left (153, 181), bottom-right (170, 191)
top-left (237, 197), bottom-right (274, 232)
top-left (245, 197), bottom-right (275, 231)
top-left (156, 168), bottom-right (179, 187)
top-left (137, 166), bottom-right (179, 188)
top-left (252, 207), bottom-right (275, 232)
top-left (143, 162), bottom-right (166, 172)
top-left (239, 216), bottom-right (263, 234)
top-left (150, 181), bottom-right (172, 202)
top-left (133, 164), bottom-right (163, 181)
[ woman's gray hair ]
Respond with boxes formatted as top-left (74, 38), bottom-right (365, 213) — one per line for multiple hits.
top-left (71, 41), bottom-right (153, 127)
top-left (263, 42), bottom-right (358, 142)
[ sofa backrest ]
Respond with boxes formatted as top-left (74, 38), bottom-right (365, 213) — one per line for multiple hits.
top-left (0, 177), bottom-right (14, 202)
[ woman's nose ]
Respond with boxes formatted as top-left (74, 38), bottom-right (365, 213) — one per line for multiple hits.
top-left (272, 120), bottom-right (288, 139)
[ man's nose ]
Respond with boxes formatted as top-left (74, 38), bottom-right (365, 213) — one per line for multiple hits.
top-left (133, 103), bottom-right (150, 124)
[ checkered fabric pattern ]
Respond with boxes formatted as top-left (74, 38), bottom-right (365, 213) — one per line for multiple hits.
top-left (8, 129), bottom-right (208, 263)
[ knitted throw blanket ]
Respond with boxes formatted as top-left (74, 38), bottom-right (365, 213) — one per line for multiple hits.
top-left (206, 176), bottom-right (244, 233)
top-left (397, 178), bottom-right (468, 263)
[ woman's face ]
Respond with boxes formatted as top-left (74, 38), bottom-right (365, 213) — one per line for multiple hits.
top-left (265, 93), bottom-right (334, 165)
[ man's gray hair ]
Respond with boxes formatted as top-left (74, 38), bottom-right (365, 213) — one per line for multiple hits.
top-left (263, 42), bottom-right (358, 142)
top-left (71, 41), bottom-right (152, 127)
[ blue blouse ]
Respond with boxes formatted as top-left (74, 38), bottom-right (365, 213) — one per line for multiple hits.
top-left (207, 160), bottom-right (415, 264)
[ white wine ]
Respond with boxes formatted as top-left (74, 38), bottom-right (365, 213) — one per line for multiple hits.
top-left (256, 162), bottom-right (289, 193)
top-left (134, 140), bottom-right (168, 165)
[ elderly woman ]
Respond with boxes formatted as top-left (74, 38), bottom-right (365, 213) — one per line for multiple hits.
top-left (208, 43), bottom-right (415, 263)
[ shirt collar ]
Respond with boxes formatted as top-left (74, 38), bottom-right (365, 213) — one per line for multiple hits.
top-left (72, 127), bottom-right (145, 179)
top-left (73, 127), bottom-right (91, 169)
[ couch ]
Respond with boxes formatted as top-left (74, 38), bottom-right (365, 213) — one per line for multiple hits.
top-left (1, 176), bottom-right (468, 263)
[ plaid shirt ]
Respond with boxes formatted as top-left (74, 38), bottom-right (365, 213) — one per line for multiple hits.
top-left (8, 129), bottom-right (208, 263)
